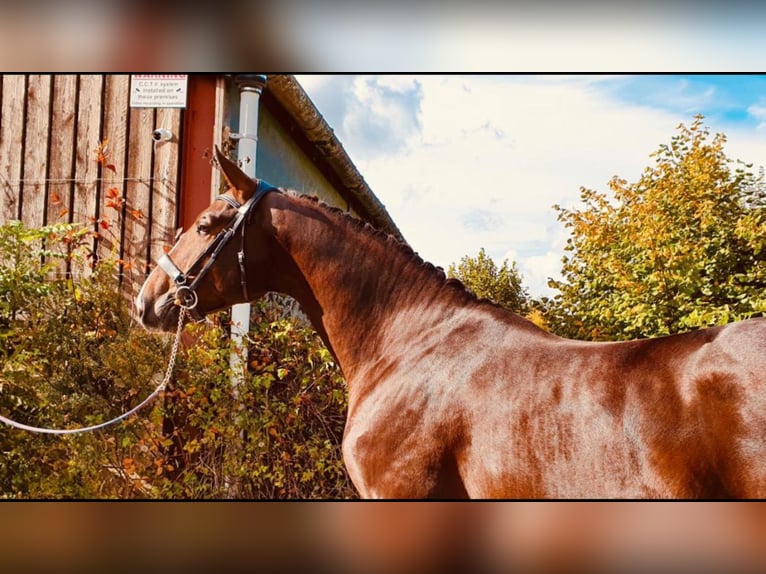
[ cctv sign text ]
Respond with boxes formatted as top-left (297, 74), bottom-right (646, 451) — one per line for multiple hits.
top-left (130, 75), bottom-right (188, 108)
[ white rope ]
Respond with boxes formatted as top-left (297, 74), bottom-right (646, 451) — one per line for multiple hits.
top-left (0, 309), bottom-right (187, 435)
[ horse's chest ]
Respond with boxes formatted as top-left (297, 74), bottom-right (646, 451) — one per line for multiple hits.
top-left (343, 377), bottom-right (461, 497)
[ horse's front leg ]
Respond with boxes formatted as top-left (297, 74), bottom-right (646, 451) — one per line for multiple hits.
top-left (342, 430), bottom-right (467, 499)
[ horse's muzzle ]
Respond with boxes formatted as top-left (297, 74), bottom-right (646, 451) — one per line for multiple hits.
top-left (135, 290), bottom-right (175, 332)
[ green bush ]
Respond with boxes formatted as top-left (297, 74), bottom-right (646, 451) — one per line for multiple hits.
top-left (0, 220), bottom-right (354, 498)
top-left (152, 303), bottom-right (354, 498)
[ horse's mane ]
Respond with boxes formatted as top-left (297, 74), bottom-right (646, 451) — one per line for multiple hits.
top-left (289, 192), bottom-right (532, 323)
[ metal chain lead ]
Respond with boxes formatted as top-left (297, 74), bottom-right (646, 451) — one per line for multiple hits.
top-left (161, 307), bottom-right (188, 388)
top-left (0, 309), bottom-right (188, 435)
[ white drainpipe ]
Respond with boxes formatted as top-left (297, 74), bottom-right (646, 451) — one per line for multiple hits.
top-left (230, 74), bottom-right (267, 385)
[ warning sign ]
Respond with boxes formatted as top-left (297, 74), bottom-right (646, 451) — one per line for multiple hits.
top-left (130, 74), bottom-right (188, 108)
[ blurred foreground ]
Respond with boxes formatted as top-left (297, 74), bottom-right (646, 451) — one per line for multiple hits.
top-left (1, 503), bottom-right (764, 573)
top-left (2, 1), bottom-right (765, 71)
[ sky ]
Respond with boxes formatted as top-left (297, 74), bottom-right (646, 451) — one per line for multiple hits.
top-left (297, 75), bottom-right (766, 298)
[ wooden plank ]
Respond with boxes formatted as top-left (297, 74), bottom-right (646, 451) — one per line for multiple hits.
top-left (150, 107), bottom-right (182, 266)
top-left (0, 75), bottom-right (26, 225)
top-left (71, 74), bottom-right (104, 277)
top-left (124, 106), bottom-right (155, 298)
top-left (20, 74), bottom-right (52, 229)
top-left (45, 75), bottom-right (78, 278)
top-left (47, 75), bottom-right (78, 226)
top-left (97, 75), bottom-right (130, 265)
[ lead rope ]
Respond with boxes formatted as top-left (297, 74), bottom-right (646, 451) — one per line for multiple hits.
top-left (0, 308), bottom-right (188, 435)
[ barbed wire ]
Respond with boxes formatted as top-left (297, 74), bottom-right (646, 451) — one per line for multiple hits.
top-left (6, 177), bottom-right (159, 185)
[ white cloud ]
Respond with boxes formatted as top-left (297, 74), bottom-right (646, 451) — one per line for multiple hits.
top-left (299, 75), bottom-right (766, 299)
top-left (746, 102), bottom-right (766, 131)
top-left (340, 77), bottom-right (422, 159)
top-left (518, 251), bottom-right (564, 298)
top-left (348, 76), bottom-right (678, 294)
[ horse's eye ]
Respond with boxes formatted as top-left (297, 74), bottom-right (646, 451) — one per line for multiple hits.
top-left (196, 216), bottom-right (212, 235)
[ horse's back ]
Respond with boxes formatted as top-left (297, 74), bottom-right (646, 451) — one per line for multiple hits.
top-left (458, 316), bottom-right (766, 498)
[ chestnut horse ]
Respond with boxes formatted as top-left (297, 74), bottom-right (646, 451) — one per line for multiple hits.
top-left (137, 147), bottom-right (766, 498)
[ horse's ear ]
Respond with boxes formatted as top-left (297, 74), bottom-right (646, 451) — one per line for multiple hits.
top-left (215, 145), bottom-right (256, 203)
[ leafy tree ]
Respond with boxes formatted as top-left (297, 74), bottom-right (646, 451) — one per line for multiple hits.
top-left (551, 115), bottom-right (766, 340)
top-left (447, 248), bottom-right (530, 313)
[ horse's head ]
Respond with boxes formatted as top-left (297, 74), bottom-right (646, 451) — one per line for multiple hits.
top-left (136, 146), bottom-right (278, 331)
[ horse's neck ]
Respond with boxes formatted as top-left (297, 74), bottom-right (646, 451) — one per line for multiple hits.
top-left (267, 196), bottom-right (451, 380)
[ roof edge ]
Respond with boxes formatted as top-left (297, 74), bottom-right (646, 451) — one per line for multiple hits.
top-left (264, 75), bottom-right (405, 242)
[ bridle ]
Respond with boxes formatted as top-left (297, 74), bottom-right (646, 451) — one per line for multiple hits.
top-left (157, 179), bottom-right (279, 321)
top-left (0, 179), bottom-right (280, 435)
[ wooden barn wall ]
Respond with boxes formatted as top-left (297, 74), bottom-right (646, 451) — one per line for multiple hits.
top-left (0, 74), bottom-right (182, 297)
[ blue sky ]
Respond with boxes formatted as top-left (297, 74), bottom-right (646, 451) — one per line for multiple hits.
top-left (298, 75), bottom-right (766, 298)
top-left (602, 76), bottom-right (766, 127)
